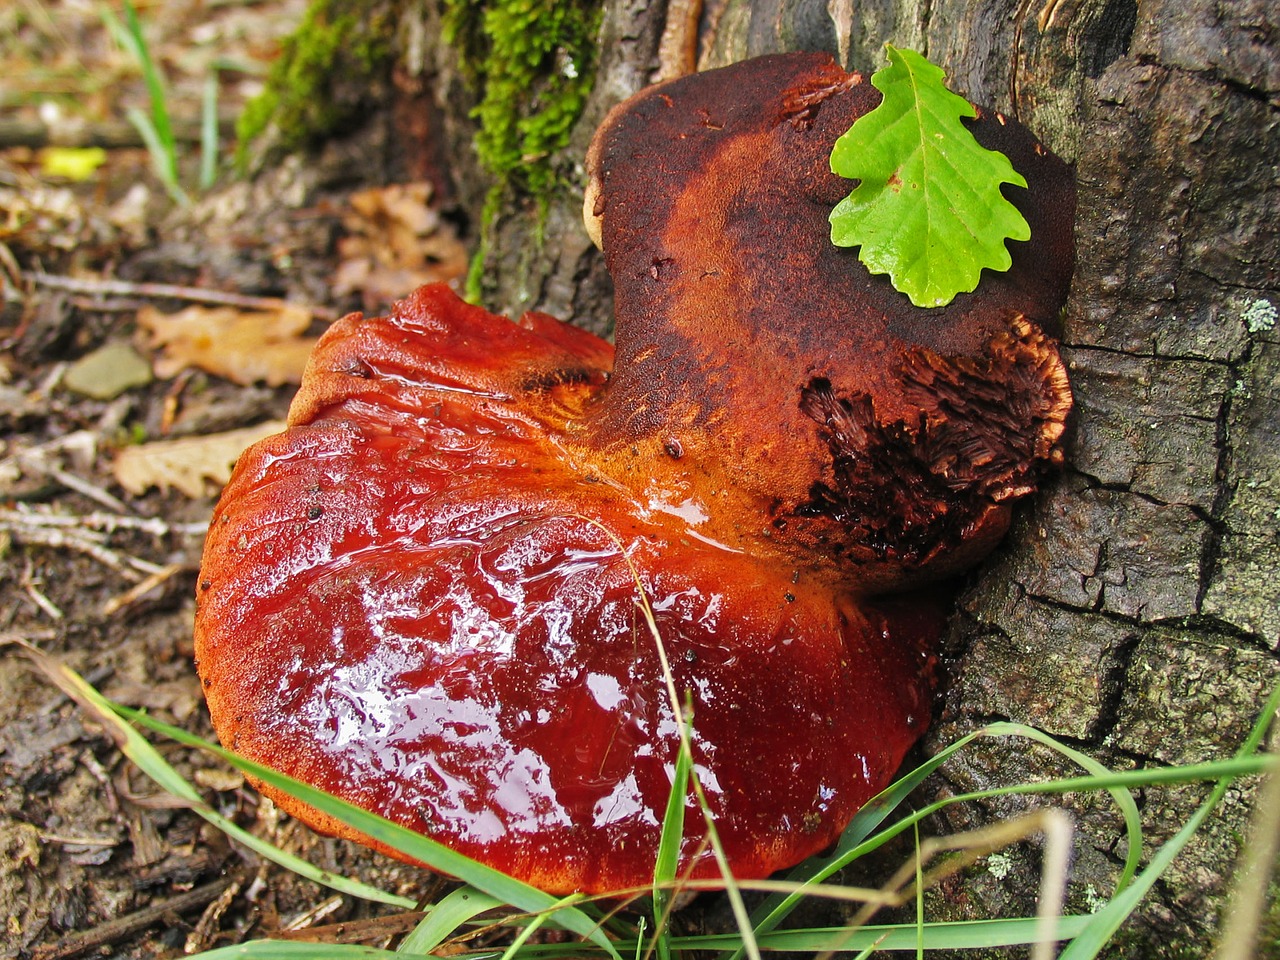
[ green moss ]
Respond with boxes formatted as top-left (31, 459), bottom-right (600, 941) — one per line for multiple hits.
top-left (443, 0), bottom-right (602, 196)
top-left (235, 0), bottom-right (393, 168)
top-left (442, 0), bottom-right (603, 300)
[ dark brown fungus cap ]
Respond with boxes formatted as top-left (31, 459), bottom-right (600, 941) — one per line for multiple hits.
top-left (585, 51), bottom-right (1073, 584)
top-left (195, 53), bottom-right (1073, 895)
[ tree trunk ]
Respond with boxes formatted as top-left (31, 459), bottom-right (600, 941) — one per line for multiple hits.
top-left (418, 0), bottom-right (1279, 952)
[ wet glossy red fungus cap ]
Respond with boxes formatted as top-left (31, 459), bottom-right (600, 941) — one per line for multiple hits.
top-left (195, 52), bottom-right (1074, 894)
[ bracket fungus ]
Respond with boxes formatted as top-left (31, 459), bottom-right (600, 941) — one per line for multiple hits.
top-left (195, 52), bottom-right (1074, 894)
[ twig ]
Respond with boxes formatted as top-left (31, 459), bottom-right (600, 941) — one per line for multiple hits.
top-left (0, 240), bottom-right (23, 290)
top-left (0, 116), bottom-right (232, 149)
top-left (282, 894), bottom-right (345, 931)
top-left (274, 910), bottom-right (428, 943)
top-left (0, 505), bottom-right (207, 538)
top-left (185, 876), bottom-right (243, 954)
top-left (26, 271), bottom-right (340, 322)
top-left (28, 876), bottom-right (236, 960)
top-left (0, 510), bottom-right (166, 580)
top-left (21, 561), bottom-right (64, 620)
top-left (37, 832), bottom-right (120, 847)
top-left (0, 628), bottom-right (58, 649)
top-left (4, 438), bottom-right (131, 513)
top-left (101, 562), bottom-right (188, 617)
top-left (38, 462), bottom-right (131, 513)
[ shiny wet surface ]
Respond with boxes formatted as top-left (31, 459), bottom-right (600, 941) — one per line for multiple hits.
top-left (195, 285), bottom-right (939, 893)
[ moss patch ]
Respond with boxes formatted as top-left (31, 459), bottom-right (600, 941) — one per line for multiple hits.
top-left (236, 0), bottom-right (394, 167)
top-left (443, 0), bottom-right (603, 300)
top-left (444, 0), bottom-right (602, 197)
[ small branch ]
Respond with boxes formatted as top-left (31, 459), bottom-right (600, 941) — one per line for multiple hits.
top-left (184, 877), bottom-right (243, 955)
top-left (37, 462), bottom-right (131, 514)
top-left (0, 506), bottom-right (207, 538)
top-left (282, 894), bottom-right (345, 931)
top-left (273, 910), bottom-right (428, 943)
top-left (29, 876), bottom-right (236, 960)
top-left (100, 562), bottom-right (188, 617)
top-left (0, 508), bottom-right (167, 580)
top-left (21, 560), bottom-right (65, 620)
top-left (26, 271), bottom-right (340, 322)
top-left (0, 116), bottom-right (234, 150)
top-left (37, 831), bottom-right (120, 847)
top-left (4, 437), bottom-right (132, 514)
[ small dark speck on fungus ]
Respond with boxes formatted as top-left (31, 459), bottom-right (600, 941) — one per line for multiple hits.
top-left (194, 52), bottom-right (1074, 895)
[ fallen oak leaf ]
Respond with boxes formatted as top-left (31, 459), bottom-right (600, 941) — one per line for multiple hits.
top-left (137, 303), bottom-right (318, 386)
top-left (113, 421), bottom-right (287, 499)
top-left (828, 45), bottom-right (1031, 308)
top-left (333, 182), bottom-right (468, 311)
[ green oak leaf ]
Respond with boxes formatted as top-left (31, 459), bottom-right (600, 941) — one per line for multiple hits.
top-left (829, 45), bottom-right (1031, 308)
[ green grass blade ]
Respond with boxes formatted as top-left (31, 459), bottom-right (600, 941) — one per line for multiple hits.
top-left (990, 723), bottom-right (1144, 892)
top-left (126, 106), bottom-right (188, 206)
top-left (187, 944), bottom-right (406, 959)
top-left (98, 5), bottom-right (140, 64)
top-left (398, 885), bottom-right (502, 954)
top-left (450, 912), bottom-right (1093, 958)
top-left (914, 822), bottom-right (924, 959)
top-left (998, 755), bottom-right (1274, 793)
top-left (822, 754), bottom-right (1271, 909)
top-left (499, 899), bottom-right (569, 960)
top-left (736, 728), bottom-right (1022, 953)
top-left (651, 740), bottom-right (691, 960)
top-left (200, 68), bottom-right (220, 190)
top-left (653, 745), bottom-right (691, 888)
top-left (730, 721), bottom-right (1272, 960)
top-left (102, 0), bottom-right (185, 202)
top-left (662, 914), bottom-right (1094, 952)
top-left (741, 718), bottom-right (1165, 956)
top-left (737, 726), bottom-right (990, 954)
top-left (687, 771), bottom-right (760, 960)
top-left (113, 705), bottom-right (619, 959)
top-left (26, 647), bottom-right (415, 909)
top-left (1056, 680), bottom-right (1280, 959)
top-left (121, 0), bottom-right (176, 156)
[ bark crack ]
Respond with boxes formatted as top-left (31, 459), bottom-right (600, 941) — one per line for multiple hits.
top-left (1088, 628), bottom-right (1143, 743)
top-left (1195, 339), bottom-right (1254, 615)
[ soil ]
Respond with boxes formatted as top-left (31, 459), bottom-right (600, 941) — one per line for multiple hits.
top-left (0, 2), bottom-right (467, 955)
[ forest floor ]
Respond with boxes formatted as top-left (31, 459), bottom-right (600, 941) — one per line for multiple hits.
top-left (0, 1), bottom-right (476, 956)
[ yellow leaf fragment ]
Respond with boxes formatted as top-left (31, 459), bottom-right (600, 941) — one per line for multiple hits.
top-left (40, 147), bottom-right (108, 182)
top-left (137, 304), bottom-right (318, 386)
top-left (113, 420), bottom-right (286, 499)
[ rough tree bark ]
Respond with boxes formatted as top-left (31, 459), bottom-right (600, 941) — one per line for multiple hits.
top-left (407, 0), bottom-right (1279, 953)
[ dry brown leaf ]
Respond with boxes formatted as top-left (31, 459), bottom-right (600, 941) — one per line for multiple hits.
top-left (334, 182), bottom-right (468, 309)
top-left (113, 420), bottom-right (286, 499)
top-left (137, 303), bottom-right (318, 386)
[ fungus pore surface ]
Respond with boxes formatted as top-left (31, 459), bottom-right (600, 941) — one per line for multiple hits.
top-left (195, 52), bottom-right (1075, 894)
